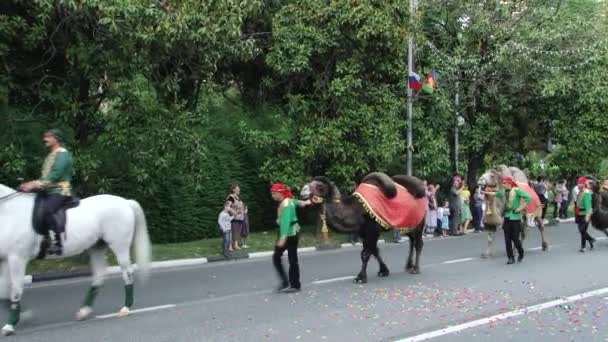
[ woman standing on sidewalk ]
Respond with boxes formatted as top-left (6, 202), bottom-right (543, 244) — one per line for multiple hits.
top-left (227, 184), bottom-right (247, 250)
top-left (574, 177), bottom-right (595, 252)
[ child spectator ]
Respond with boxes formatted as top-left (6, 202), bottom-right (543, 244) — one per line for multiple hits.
top-left (441, 201), bottom-right (450, 237)
top-left (218, 201), bottom-right (235, 259)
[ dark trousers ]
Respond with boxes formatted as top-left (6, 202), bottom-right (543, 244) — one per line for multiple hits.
top-left (222, 231), bottom-right (232, 258)
top-left (43, 193), bottom-right (67, 237)
top-left (576, 216), bottom-right (594, 248)
top-left (449, 208), bottom-right (460, 235)
top-left (503, 218), bottom-right (524, 259)
top-left (539, 195), bottom-right (548, 219)
top-left (560, 202), bottom-right (569, 219)
top-left (473, 205), bottom-right (483, 231)
top-left (273, 235), bottom-right (300, 289)
top-left (549, 202), bottom-right (559, 219)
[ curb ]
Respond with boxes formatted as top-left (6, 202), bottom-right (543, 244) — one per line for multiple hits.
top-left (26, 220), bottom-right (579, 284)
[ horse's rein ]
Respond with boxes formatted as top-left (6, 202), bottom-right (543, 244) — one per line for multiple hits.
top-left (0, 191), bottom-right (24, 203)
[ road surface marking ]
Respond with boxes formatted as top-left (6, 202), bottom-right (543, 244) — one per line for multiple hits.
top-left (95, 304), bottom-right (176, 320)
top-left (443, 258), bottom-right (474, 264)
top-left (312, 276), bottom-right (356, 285)
top-left (394, 286), bottom-right (608, 342)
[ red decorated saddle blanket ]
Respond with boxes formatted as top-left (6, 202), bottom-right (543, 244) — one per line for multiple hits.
top-left (353, 183), bottom-right (426, 231)
top-left (515, 182), bottom-right (542, 215)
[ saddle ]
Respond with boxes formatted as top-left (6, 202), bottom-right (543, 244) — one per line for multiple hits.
top-left (32, 194), bottom-right (80, 258)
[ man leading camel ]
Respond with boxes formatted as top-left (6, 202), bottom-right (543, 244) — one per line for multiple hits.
top-left (484, 176), bottom-right (531, 264)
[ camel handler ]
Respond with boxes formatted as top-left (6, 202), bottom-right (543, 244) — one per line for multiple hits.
top-left (483, 176), bottom-right (531, 264)
top-left (574, 177), bottom-right (595, 252)
top-left (270, 183), bottom-right (311, 293)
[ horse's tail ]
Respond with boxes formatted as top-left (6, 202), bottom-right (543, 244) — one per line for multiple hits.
top-left (128, 200), bottom-right (151, 282)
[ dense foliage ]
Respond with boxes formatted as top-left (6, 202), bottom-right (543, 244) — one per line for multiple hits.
top-left (1, 0), bottom-right (606, 242)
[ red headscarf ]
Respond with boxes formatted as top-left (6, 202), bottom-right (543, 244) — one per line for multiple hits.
top-left (502, 176), bottom-right (518, 187)
top-left (270, 183), bottom-right (293, 199)
top-left (577, 176), bottom-right (588, 185)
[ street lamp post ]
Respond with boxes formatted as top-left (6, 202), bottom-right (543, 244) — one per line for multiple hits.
top-left (406, 0), bottom-right (417, 176)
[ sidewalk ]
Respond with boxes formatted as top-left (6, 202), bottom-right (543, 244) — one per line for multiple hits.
top-left (24, 218), bottom-right (577, 284)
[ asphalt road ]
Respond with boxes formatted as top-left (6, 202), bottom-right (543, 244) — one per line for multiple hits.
top-left (3, 222), bottom-right (608, 342)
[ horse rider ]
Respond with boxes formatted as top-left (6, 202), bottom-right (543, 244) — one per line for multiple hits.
top-left (19, 129), bottom-right (74, 255)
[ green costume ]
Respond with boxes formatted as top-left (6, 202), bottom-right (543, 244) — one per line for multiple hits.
top-left (496, 187), bottom-right (532, 220)
top-left (279, 198), bottom-right (300, 240)
top-left (37, 147), bottom-right (74, 196)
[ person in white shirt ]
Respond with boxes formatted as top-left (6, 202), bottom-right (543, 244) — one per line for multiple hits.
top-left (218, 201), bottom-right (235, 259)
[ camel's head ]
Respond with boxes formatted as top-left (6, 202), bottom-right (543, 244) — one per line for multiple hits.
top-left (478, 169), bottom-right (500, 190)
top-left (301, 176), bottom-right (340, 204)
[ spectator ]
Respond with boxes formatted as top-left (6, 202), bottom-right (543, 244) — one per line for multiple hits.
top-left (218, 201), bottom-right (235, 259)
top-left (449, 175), bottom-right (464, 236)
top-left (460, 184), bottom-right (472, 234)
top-left (571, 181), bottom-right (580, 214)
top-left (547, 181), bottom-right (559, 219)
top-left (436, 204), bottom-right (444, 237)
top-left (535, 177), bottom-right (548, 221)
top-left (473, 185), bottom-right (484, 232)
top-left (226, 184), bottom-right (247, 250)
top-left (425, 184), bottom-right (438, 237)
top-left (441, 201), bottom-right (450, 237)
top-left (558, 180), bottom-right (570, 219)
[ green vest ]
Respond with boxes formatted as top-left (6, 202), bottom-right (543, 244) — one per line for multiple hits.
top-left (279, 198), bottom-right (300, 239)
top-left (38, 147), bottom-right (74, 196)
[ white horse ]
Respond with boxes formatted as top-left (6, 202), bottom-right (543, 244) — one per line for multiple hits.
top-left (0, 184), bottom-right (151, 335)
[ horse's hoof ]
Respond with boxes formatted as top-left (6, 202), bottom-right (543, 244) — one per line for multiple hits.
top-left (542, 243), bottom-right (549, 251)
top-left (377, 270), bottom-right (390, 277)
top-left (408, 268), bottom-right (420, 274)
top-left (1, 324), bottom-right (15, 336)
top-left (76, 306), bottom-right (94, 321)
top-left (117, 306), bottom-right (130, 318)
top-left (481, 253), bottom-right (488, 259)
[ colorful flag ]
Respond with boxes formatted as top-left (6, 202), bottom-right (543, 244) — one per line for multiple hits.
top-left (408, 72), bottom-right (423, 90)
top-left (422, 69), bottom-right (437, 94)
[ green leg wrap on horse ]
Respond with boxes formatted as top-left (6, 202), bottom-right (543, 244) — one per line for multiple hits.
top-left (83, 286), bottom-right (100, 307)
top-left (7, 301), bottom-right (20, 326)
top-left (125, 284), bottom-right (134, 308)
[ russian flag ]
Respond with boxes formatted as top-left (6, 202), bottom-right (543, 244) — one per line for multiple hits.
top-left (408, 72), bottom-right (423, 90)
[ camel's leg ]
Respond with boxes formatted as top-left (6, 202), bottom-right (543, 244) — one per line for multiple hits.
top-left (405, 234), bottom-right (415, 272)
top-left (535, 216), bottom-right (549, 251)
top-left (482, 230), bottom-right (496, 258)
top-left (354, 230), bottom-right (376, 284)
top-left (371, 233), bottom-right (389, 277)
top-left (411, 228), bottom-right (424, 274)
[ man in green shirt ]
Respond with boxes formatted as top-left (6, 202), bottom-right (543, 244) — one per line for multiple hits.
top-left (575, 177), bottom-right (595, 252)
top-left (19, 129), bottom-right (74, 255)
top-left (486, 176), bottom-right (531, 264)
top-left (270, 183), bottom-right (311, 293)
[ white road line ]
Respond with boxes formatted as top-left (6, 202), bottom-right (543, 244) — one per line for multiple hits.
top-left (442, 258), bottom-right (474, 264)
top-left (395, 286), bottom-right (608, 342)
top-left (597, 237), bottom-right (608, 240)
top-left (312, 276), bottom-right (355, 285)
top-left (95, 304), bottom-right (176, 320)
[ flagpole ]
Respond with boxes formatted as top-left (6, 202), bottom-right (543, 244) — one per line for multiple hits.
top-left (454, 81), bottom-right (459, 174)
top-left (406, 0), bottom-right (416, 177)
